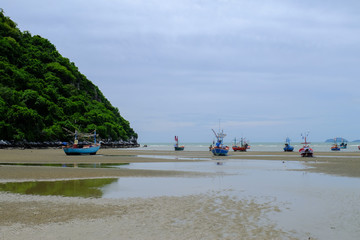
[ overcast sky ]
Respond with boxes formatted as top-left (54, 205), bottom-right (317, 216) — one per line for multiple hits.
top-left (2, 0), bottom-right (360, 143)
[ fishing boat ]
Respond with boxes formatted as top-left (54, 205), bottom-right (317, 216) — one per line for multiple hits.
top-left (331, 138), bottom-right (341, 151)
top-left (339, 138), bottom-right (347, 149)
top-left (174, 136), bottom-right (184, 151)
top-left (232, 137), bottom-right (248, 152)
top-left (298, 132), bottom-right (313, 157)
top-left (283, 137), bottom-right (294, 152)
top-left (211, 129), bottom-right (229, 156)
top-left (63, 129), bottom-right (100, 155)
top-left (331, 143), bottom-right (340, 151)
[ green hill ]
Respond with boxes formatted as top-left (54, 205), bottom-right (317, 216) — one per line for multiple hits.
top-left (0, 9), bottom-right (137, 144)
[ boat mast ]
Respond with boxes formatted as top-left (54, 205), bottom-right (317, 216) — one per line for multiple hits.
top-left (175, 136), bottom-right (179, 147)
top-left (301, 131), bottom-right (310, 145)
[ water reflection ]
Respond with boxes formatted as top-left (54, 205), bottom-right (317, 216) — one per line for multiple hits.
top-left (0, 163), bottom-right (129, 168)
top-left (0, 178), bottom-right (117, 198)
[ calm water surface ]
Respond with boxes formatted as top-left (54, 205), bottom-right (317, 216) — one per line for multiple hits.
top-left (106, 160), bottom-right (360, 239)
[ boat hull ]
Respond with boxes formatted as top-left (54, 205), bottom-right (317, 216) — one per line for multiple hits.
top-left (299, 148), bottom-right (313, 157)
top-left (174, 146), bottom-right (184, 151)
top-left (232, 146), bottom-right (247, 152)
top-left (331, 147), bottom-right (340, 151)
top-left (300, 152), bottom-right (313, 157)
top-left (212, 147), bottom-right (229, 156)
top-left (63, 145), bottom-right (100, 155)
top-left (284, 146), bottom-right (294, 152)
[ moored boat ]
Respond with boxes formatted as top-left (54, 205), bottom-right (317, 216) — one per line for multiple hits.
top-left (299, 132), bottom-right (313, 157)
top-left (63, 130), bottom-right (100, 155)
top-left (283, 137), bottom-right (294, 152)
top-left (331, 144), bottom-right (340, 151)
top-left (339, 138), bottom-right (347, 149)
top-left (232, 137), bottom-right (248, 152)
top-left (174, 136), bottom-right (184, 151)
top-left (331, 139), bottom-right (340, 151)
top-left (211, 129), bottom-right (229, 156)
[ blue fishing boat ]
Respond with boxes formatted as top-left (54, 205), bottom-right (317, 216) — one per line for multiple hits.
top-left (211, 129), bottom-right (229, 156)
top-left (339, 138), bottom-right (347, 149)
top-left (63, 130), bottom-right (100, 155)
top-left (283, 137), bottom-right (294, 152)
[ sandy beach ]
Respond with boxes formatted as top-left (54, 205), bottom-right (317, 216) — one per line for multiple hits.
top-left (1, 148), bottom-right (360, 239)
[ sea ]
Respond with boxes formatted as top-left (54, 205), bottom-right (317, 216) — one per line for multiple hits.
top-left (137, 142), bottom-right (360, 152)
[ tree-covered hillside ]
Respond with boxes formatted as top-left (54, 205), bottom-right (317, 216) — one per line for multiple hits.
top-left (0, 10), bottom-right (137, 143)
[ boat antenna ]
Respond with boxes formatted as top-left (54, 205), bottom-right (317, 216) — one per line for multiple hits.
top-left (218, 119), bottom-right (221, 133)
top-left (212, 129), bottom-right (218, 138)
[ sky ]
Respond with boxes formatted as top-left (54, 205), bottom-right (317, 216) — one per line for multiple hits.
top-left (2, 0), bottom-right (360, 143)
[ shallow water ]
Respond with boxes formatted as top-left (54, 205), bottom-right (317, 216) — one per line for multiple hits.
top-left (0, 178), bottom-right (117, 198)
top-left (107, 160), bottom-right (360, 239)
top-left (1, 159), bottom-right (359, 239)
top-left (106, 160), bottom-right (360, 239)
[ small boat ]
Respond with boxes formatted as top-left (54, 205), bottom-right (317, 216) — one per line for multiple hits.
top-left (211, 129), bottom-right (229, 156)
top-left (63, 130), bottom-right (100, 155)
top-left (331, 138), bottom-right (340, 151)
top-left (232, 137), bottom-right (248, 152)
top-left (283, 137), bottom-right (294, 152)
top-left (331, 143), bottom-right (340, 151)
top-left (299, 132), bottom-right (313, 157)
top-left (174, 136), bottom-right (184, 151)
top-left (339, 138), bottom-right (347, 149)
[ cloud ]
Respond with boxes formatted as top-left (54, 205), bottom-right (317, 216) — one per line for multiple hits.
top-left (223, 120), bottom-right (287, 128)
top-left (2, 0), bottom-right (360, 142)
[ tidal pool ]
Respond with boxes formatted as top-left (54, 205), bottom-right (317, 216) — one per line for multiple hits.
top-left (0, 178), bottom-right (117, 198)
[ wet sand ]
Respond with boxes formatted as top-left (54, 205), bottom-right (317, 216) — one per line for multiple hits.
top-left (1, 148), bottom-right (360, 239)
top-left (0, 191), bottom-right (294, 240)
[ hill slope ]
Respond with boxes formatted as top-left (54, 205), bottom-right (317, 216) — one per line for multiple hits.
top-left (0, 10), bottom-right (137, 143)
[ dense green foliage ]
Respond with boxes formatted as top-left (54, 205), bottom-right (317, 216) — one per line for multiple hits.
top-left (0, 10), bottom-right (137, 142)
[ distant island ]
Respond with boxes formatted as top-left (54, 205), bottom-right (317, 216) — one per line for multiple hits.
top-left (0, 9), bottom-right (138, 148)
top-left (324, 138), bottom-right (348, 143)
top-left (323, 138), bottom-right (360, 143)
